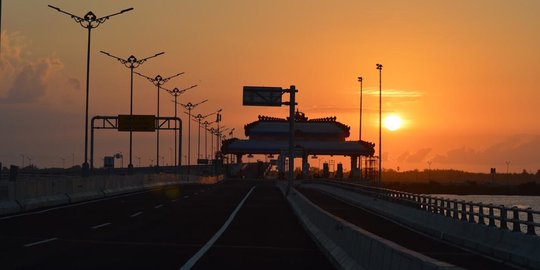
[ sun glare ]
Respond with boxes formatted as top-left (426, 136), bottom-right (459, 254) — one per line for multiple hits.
top-left (384, 114), bottom-right (402, 131)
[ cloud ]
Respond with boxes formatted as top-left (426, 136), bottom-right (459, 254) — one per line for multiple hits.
top-left (68, 78), bottom-right (81, 90)
top-left (396, 148), bottom-right (432, 163)
top-left (433, 136), bottom-right (540, 167)
top-left (0, 31), bottom-right (64, 104)
top-left (364, 88), bottom-right (423, 98)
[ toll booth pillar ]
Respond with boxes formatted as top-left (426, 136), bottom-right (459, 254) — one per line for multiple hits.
top-left (301, 154), bottom-right (310, 179)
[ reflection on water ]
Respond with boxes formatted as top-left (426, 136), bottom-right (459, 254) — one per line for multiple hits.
top-left (435, 194), bottom-right (540, 210)
top-left (432, 194), bottom-right (540, 234)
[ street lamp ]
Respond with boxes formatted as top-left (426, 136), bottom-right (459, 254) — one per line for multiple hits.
top-left (165, 85), bottom-right (198, 166)
top-left (48, 5), bottom-right (133, 177)
top-left (216, 110), bottom-right (223, 150)
top-left (202, 121), bottom-right (215, 159)
top-left (209, 127), bottom-right (216, 159)
top-left (358, 76), bottom-right (363, 177)
top-left (100, 50), bottom-right (164, 175)
top-left (192, 109), bottom-right (221, 161)
top-left (135, 71), bottom-right (183, 170)
top-left (178, 99), bottom-right (208, 175)
top-left (376, 63), bottom-right (383, 186)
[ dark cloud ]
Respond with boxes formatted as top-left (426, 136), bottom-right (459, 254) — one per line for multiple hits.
top-left (406, 148), bottom-right (432, 163)
top-left (396, 148), bottom-right (432, 163)
top-left (397, 151), bottom-right (410, 163)
top-left (433, 136), bottom-right (540, 167)
top-left (68, 78), bottom-right (81, 91)
top-left (0, 58), bottom-right (63, 104)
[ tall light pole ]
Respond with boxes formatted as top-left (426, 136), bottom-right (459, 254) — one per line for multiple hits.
top-left (216, 111), bottom-right (223, 150)
top-left (376, 63), bottom-right (383, 186)
top-left (209, 127), bottom-right (215, 159)
top-left (135, 71), bottom-right (183, 170)
top-left (202, 121), bottom-right (213, 159)
top-left (179, 100), bottom-right (208, 175)
top-left (192, 110), bottom-right (220, 162)
top-left (358, 76), bottom-right (363, 178)
top-left (1, 0), bottom-right (3, 58)
top-left (48, 5), bottom-right (133, 177)
top-left (101, 51), bottom-right (164, 175)
top-left (166, 85), bottom-right (197, 166)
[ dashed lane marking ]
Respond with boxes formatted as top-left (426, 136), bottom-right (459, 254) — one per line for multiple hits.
top-left (91, 222), bottom-right (112, 229)
top-left (130, 211), bottom-right (143, 218)
top-left (154, 204), bottom-right (164, 209)
top-left (23, 237), bottom-right (59, 247)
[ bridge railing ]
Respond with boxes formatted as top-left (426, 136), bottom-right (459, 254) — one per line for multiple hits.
top-left (315, 180), bottom-right (540, 236)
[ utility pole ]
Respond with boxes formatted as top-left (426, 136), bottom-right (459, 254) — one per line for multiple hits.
top-left (48, 5), bottom-right (133, 177)
top-left (100, 50), bottom-right (164, 175)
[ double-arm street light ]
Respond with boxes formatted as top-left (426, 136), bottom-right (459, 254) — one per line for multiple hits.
top-left (48, 5), bottom-right (133, 177)
top-left (165, 85), bottom-right (198, 166)
top-left (358, 76), bottom-right (363, 178)
top-left (376, 63), bottom-right (383, 185)
top-left (178, 100), bottom-right (208, 175)
top-left (135, 71), bottom-right (184, 170)
top-left (208, 127), bottom-right (216, 159)
top-left (202, 120), bottom-right (216, 159)
top-left (192, 109), bottom-right (221, 161)
top-left (100, 50), bottom-right (165, 175)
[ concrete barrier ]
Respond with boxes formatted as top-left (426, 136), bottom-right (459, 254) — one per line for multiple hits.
top-left (304, 183), bottom-right (540, 269)
top-left (0, 173), bottom-right (224, 216)
top-left (279, 183), bottom-right (460, 270)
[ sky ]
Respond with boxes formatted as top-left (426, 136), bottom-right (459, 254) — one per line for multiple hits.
top-left (1, 0), bottom-right (540, 173)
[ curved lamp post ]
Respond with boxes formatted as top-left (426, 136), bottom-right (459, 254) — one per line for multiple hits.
top-left (48, 5), bottom-right (133, 177)
top-left (100, 51), bottom-right (165, 175)
top-left (376, 63), bottom-right (383, 185)
top-left (165, 85), bottom-right (197, 166)
top-left (135, 71), bottom-right (183, 169)
top-left (178, 100), bottom-right (208, 175)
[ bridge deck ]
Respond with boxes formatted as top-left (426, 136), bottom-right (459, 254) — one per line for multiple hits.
top-left (297, 187), bottom-right (519, 270)
top-left (0, 180), bottom-right (332, 269)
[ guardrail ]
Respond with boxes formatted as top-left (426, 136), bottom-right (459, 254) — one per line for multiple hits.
top-left (315, 180), bottom-right (540, 236)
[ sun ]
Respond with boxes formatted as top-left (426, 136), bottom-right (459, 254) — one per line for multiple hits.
top-left (384, 114), bottom-right (402, 131)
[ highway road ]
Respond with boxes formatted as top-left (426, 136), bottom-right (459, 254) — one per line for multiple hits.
top-left (298, 187), bottom-right (520, 270)
top-left (0, 180), bottom-right (333, 269)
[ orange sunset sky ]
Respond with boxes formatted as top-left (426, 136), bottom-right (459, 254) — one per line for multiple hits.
top-left (1, 0), bottom-right (539, 173)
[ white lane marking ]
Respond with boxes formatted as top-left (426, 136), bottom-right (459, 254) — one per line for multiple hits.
top-left (91, 222), bottom-right (112, 229)
top-left (183, 195), bottom-right (189, 199)
top-left (0, 189), bottom-right (158, 221)
top-left (154, 204), bottom-right (163, 209)
top-left (130, 211), bottom-right (143, 218)
top-left (180, 186), bottom-right (257, 270)
top-left (23, 237), bottom-right (59, 247)
top-left (171, 199), bottom-right (177, 203)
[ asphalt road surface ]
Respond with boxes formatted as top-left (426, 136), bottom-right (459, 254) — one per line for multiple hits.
top-left (0, 180), bottom-right (333, 270)
top-left (298, 186), bottom-right (520, 270)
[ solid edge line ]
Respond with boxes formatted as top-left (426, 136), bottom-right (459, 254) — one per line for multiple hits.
top-left (0, 189), bottom-right (158, 221)
top-left (24, 237), bottom-right (59, 247)
top-left (179, 186), bottom-right (256, 270)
